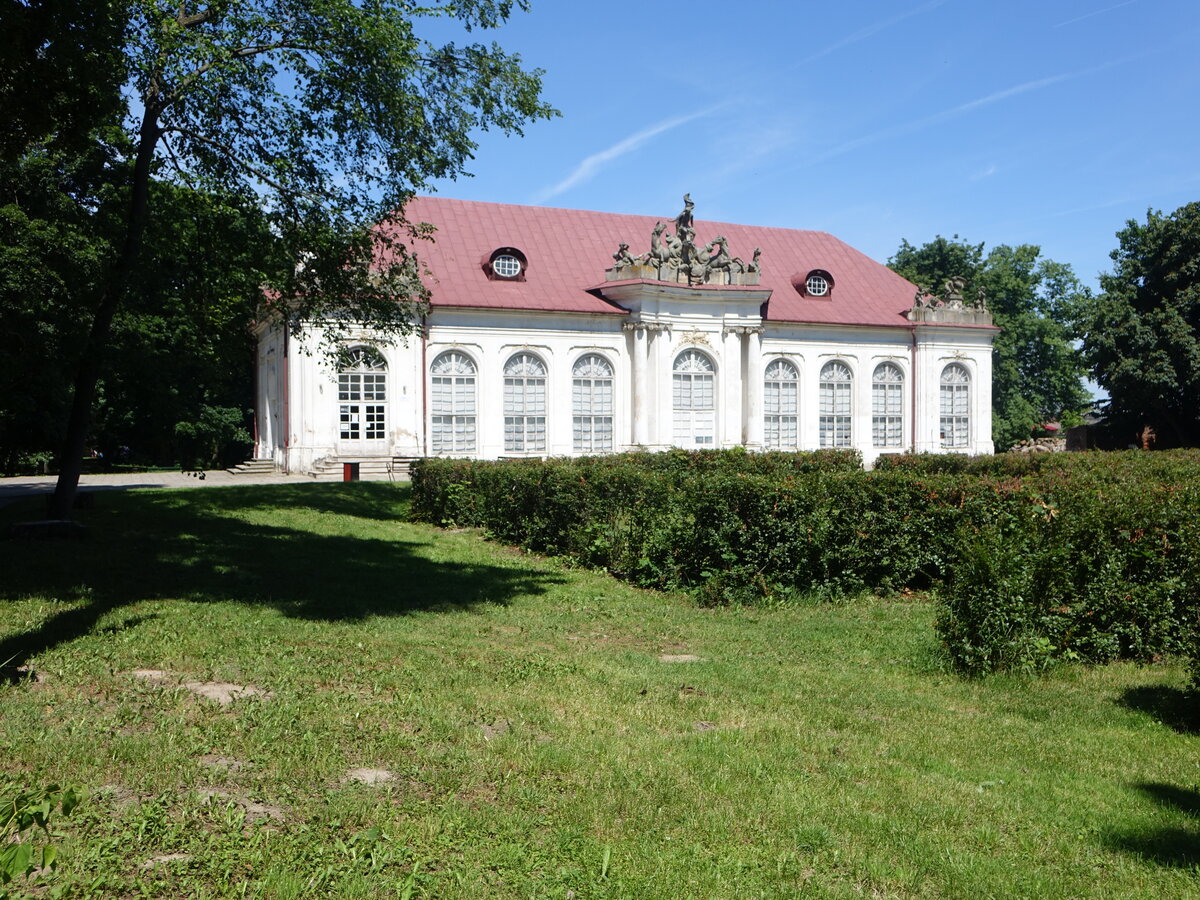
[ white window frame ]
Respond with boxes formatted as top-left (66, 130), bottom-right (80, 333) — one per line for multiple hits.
top-left (338, 346), bottom-right (387, 441)
top-left (871, 362), bottom-right (904, 448)
top-left (572, 354), bottom-right (614, 454)
top-left (819, 360), bottom-right (853, 448)
top-left (503, 352), bottom-right (547, 453)
top-left (672, 349), bottom-right (716, 447)
top-left (940, 363), bottom-right (971, 449)
top-left (430, 350), bottom-right (477, 455)
top-left (763, 358), bottom-right (799, 450)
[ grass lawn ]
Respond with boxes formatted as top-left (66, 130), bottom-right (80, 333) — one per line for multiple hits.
top-left (0, 482), bottom-right (1197, 898)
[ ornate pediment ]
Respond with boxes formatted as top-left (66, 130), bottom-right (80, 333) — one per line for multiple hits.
top-left (606, 194), bottom-right (762, 287)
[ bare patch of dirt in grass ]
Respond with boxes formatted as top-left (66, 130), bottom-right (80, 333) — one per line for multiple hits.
top-left (344, 767), bottom-right (395, 786)
top-left (141, 853), bottom-right (191, 869)
top-left (200, 755), bottom-right (252, 773)
top-left (97, 783), bottom-right (138, 808)
top-left (182, 681), bottom-right (270, 704)
top-left (197, 787), bottom-right (286, 823)
top-left (659, 654), bottom-right (702, 663)
top-left (128, 669), bottom-right (271, 705)
top-left (477, 718), bottom-right (512, 740)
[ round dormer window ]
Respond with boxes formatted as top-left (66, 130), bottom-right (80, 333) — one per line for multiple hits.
top-left (492, 254), bottom-right (522, 279)
top-left (806, 273), bottom-right (830, 296)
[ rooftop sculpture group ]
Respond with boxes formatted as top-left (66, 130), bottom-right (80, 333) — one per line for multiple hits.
top-left (907, 276), bottom-right (992, 325)
top-left (606, 194), bottom-right (762, 287)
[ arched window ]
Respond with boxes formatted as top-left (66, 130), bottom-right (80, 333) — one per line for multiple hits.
top-left (504, 352), bottom-right (547, 452)
top-left (764, 359), bottom-right (799, 449)
top-left (430, 351), bottom-right (477, 454)
top-left (819, 361), bottom-right (853, 448)
top-left (940, 363), bottom-right (971, 448)
top-left (572, 354), bottom-right (614, 453)
top-left (338, 346), bottom-right (387, 441)
top-left (672, 350), bottom-right (716, 446)
top-left (872, 363), bottom-right (904, 448)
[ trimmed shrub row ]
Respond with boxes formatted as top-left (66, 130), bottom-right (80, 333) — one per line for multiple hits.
top-left (410, 450), bottom-right (1200, 676)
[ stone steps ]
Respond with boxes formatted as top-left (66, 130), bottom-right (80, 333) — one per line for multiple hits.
top-left (308, 457), bottom-right (419, 482)
top-left (226, 459), bottom-right (278, 476)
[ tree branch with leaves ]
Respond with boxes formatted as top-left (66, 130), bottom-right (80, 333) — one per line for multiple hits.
top-left (38, 0), bottom-right (556, 517)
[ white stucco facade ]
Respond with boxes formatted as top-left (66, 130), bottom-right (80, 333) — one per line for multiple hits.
top-left (252, 197), bottom-right (997, 472)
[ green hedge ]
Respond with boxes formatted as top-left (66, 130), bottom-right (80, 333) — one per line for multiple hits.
top-left (410, 450), bottom-right (1200, 675)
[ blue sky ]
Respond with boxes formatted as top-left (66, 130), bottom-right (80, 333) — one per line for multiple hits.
top-left (427, 0), bottom-right (1200, 292)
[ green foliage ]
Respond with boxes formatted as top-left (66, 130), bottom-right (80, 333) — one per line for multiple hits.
top-left (1075, 202), bottom-right (1200, 447)
top-left (116, 0), bottom-right (558, 348)
top-left (889, 235), bottom-right (1091, 450)
top-left (0, 143), bottom-right (116, 472)
top-left (0, 782), bottom-right (81, 897)
top-left (414, 450), bottom-right (1200, 674)
top-left (938, 452), bottom-right (1200, 674)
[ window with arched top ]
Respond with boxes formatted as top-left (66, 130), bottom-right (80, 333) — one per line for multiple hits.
top-left (430, 351), bottom-right (477, 454)
top-left (572, 354), bottom-right (614, 453)
top-left (338, 346), bottom-right (387, 440)
top-left (872, 362), bottom-right (904, 448)
top-left (504, 352), bottom-right (547, 452)
top-left (940, 363), bottom-right (971, 449)
top-left (672, 350), bottom-right (716, 447)
top-left (819, 361), bottom-right (853, 448)
top-left (764, 358), bottom-right (799, 449)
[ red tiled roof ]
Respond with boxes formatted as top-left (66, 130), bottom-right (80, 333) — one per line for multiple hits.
top-left (384, 196), bottom-right (930, 328)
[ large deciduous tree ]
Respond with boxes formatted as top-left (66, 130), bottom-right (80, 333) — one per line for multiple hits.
top-left (889, 236), bottom-right (1091, 451)
top-left (29, 0), bottom-right (555, 517)
top-left (1075, 202), bottom-right (1200, 447)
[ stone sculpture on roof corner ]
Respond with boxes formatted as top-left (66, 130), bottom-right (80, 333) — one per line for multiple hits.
top-left (606, 194), bottom-right (762, 287)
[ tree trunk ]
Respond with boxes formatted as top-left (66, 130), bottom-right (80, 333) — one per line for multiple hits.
top-left (48, 110), bottom-right (159, 519)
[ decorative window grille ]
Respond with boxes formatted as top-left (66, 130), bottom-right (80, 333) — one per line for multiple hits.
top-left (672, 350), bottom-right (716, 447)
top-left (430, 351), bottom-right (477, 454)
top-left (763, 358), bottom-right (799, 449)
top-left (572, 354), bottom-right (614, 453)
top-left (819, 361), bottom-right (853, 448)
top-left (503, 352), bottom-right (547, 452)
top-left (338, 346), bottom-right (387, 440)
top-left (940, 363), bottom-right (970, 449)
top-left (871, 362), bottom-right (904, 448)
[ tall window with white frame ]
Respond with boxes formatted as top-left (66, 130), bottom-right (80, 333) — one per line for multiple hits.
top-left (871, 362), bottom-right (904, 448)
top-left (430, 350), bottom-right (477, 454)
top-left (940, 363), bottom-right (970, 449)
top-left (672, 349), bottom-right (716, 447)
top-left (819, 361), bottom-right (853, 447)
top-left (338, 346), bottom-right (387, 442)
top-left (763, 358), bottom-right (799, 449)
top-left (504, 352), bottom-right (547, 453)
top-left (572, 354), bottom-right (614, 453)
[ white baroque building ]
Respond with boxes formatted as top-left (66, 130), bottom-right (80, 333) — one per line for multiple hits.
top-left (254, 196), bottom-right (996, 474)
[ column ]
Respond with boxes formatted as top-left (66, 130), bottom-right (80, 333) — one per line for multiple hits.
top-left (722, 326), bottom-right (743, 447)
top-left (744, 327), bottom-right (764, 448)
top-left (625, 322), bottom-right (649, 446)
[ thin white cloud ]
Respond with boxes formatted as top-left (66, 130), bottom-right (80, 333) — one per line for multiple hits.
top-left (970, 164), bottom-right (998, 181)
top-left (1054, 0), bottom-right (1138, 28)
top-left (532, 109), bottom-right (720, 203)
top-left (810, 58), bottom-right (1131, 166)
top-left (798, 0), bottom-right (953, 65)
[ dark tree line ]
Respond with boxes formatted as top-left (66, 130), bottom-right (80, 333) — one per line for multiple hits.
top-left (0, 0), bottom-right (556, 510)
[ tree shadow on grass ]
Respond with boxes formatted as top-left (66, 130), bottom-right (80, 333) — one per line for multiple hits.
top-left (1117, 684), bottom-right (1200, 734)
top-left (0, 483), bottom-right (562, 675)
top-left (1103, 783), bottom-right (1200, 869)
